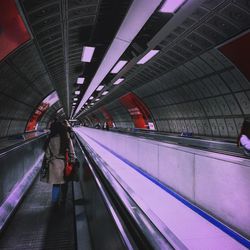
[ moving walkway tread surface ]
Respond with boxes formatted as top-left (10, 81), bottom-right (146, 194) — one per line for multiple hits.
top-left (0, 177), bottom-right (76, 250)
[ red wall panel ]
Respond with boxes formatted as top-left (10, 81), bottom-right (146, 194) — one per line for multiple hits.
top-left (0, 0), bottom-right (31, 61)
top-left (119, 92), bottom-right (151, 129)
top-left (219, 32), bottom-right (250, 80)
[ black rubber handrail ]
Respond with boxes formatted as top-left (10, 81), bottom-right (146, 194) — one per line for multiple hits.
top-left (0, 132), bottom-right (48, 158)
top-left (109, 127), bottom-right (247, 158)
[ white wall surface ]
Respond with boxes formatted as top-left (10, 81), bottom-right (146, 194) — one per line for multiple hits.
top-left (77, 127), bottom-right (250, 237)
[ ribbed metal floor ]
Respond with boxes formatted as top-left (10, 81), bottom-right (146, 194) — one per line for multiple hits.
top-left (0, 178), bottom-right (76, 250)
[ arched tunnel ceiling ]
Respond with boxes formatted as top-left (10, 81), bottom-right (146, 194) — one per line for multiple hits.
top-left (19, 0), bottom-right (133, 117)
top-left (0, 0), bottom-right (249, 138)
top-left (0, 0), bottom-right (132, 136)
top-left (79, 0), bottom-right (250, 139)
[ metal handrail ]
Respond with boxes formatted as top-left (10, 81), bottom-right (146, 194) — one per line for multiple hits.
top-left (109, 127), bottom-right (247, 158)
top-left (0, 133), bottom-right (47, 158)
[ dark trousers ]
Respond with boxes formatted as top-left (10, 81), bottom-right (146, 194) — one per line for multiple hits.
top-left (52, 183), bottom-right (68, 203)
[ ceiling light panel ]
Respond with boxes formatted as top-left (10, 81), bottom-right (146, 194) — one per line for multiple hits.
top-left (81, 46), bottom-right (95, 62)
top-left (113, 78), bottom-right (124, 85)
top-left (102, 91), bottom-right (109, 96)
top-left (137, 49), bottom-right (159, 64)
top-left (74, 0), bottom-right (162, 116)
top-left (77, 77), bottom-right (85, 84)
top-left (111, 60), bottom-right (128, 73)
top-left (160, 0), bottom-right (186, 13)
top-left (96, 85), bottom-right (104, 91)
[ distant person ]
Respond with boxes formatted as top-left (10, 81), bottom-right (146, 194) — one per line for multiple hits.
top-left (44, 121), bottom-right (76, 206)
top-left (237, 120), bottom-right (250, 156)
top-left (103, 121), bottom-right (109, 131)
top-left (95, 123), bottom-right (101, 129)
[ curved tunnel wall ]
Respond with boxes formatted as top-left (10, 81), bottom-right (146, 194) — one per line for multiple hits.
top-left (133, 48), bottom-right (250, 138)
top-left (84, 46), bottom-right (250, 138)
top-left (87, 99), bottom-right (134, 128)
top-left (0, 42), bottom-right (54, 137)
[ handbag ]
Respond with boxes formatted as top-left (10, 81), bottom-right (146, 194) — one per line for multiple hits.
top-left (64, 149), bottom-right (80, 181)
top-left (64, 149), bottom-right (73, 177)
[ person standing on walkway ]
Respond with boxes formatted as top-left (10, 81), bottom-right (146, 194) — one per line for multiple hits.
top-left (44, 121), bottom-right (76, 206)
top-left (237, 119), bottom-right (250, 156)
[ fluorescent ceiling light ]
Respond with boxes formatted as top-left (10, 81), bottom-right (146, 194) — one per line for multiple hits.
top-left (81, 46), bottom-right (95, 62)
top-left (75, 90), bottom-right (80, 95)
top-left (74, 0), bottom-right (162, 117)
top-left (73, 98), bottom-right (78, 101)
top-left (113, 78), bottom-right (124, 85)
top-left (56, 108), bottom-right (63, 113)
top-left (73, 102), bottom-right (76, 105)
top-left (160, 0), bottom-right (186, 13)
top-left (77, 77), bottom-right (85, 84)
top-left (111, 60), bottom-right (128, 74)
top-left (137, 49), bottom-right (159, 64)
top-left (95, 98), bottom-right (100, 101)
top-left (89, 96), bottom-right (94, 100)
top-left (90, 103), bottom-right (94, 105)
top-left (96, 85), bottom-right (104, 91)
top-left (102, 91), bottom-right (108, 96)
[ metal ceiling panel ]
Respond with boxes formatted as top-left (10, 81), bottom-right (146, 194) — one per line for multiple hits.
top-left (209, 118), bottom-right (220, 136)
top-left (200, 51), bottom-right (224, 71)
top-left (231, 69), bottom-right (250, 90)
top-left (200, 99), bottom-right (215, 117)
top-left (202, 78), bottom-right (220, 96)
top-left (201, 0), bottom-right (225, 10)
top-left (192, 57), bottom-right (214, 75)
top-left (225, 118), bottom-right (238, 137)
top-left (215, 96), bottom-right (231, 115)
top-left (220, 71), bottom-right (242, 92)
top-left (216, 118), bottom-right (228, 137)
top-left (220, 4), bottom-right (250, 30)
top-left (0, 120), bottom-right (11, 138)
top-left (209, 49), bottom-right (232, 68)
top-left (190, 119), bottom-right (199, 134)
top-left (224, 94), bottom-right (242, 115)
top-left (235, 92), bottom-right (250, 114)
top-left (209, 74), bottom-right (230, 94)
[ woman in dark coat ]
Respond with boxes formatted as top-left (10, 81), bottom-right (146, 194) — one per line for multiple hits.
top-left (45, 121), bottom-right (75, 204)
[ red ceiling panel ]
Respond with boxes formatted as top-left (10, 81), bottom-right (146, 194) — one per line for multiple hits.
top-left (219, 32), bottom-right (250, 81)
top-left (0, 0), bottom-right (31, 61)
